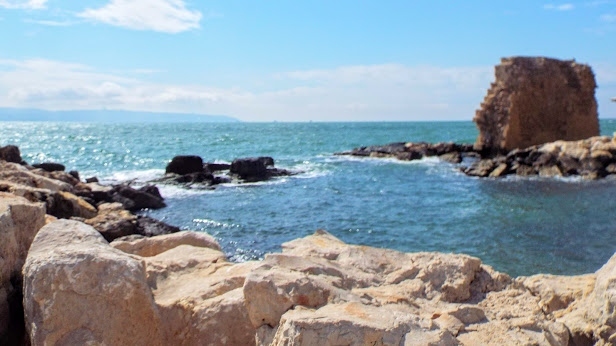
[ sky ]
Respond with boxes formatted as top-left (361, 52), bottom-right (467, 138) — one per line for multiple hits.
top-left (0, 0), bottom-right (615, 122)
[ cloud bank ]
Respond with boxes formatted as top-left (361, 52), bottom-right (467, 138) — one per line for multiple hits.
top-left (77, 0), bottom-right (202, 33)
top-left (0, 58), bottom-right (613, 122)
top-left (0, 0), bottom-right (46, 9)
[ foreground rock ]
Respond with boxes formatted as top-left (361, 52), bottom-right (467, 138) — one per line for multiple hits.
top-left (23, 220), bottom-right (164, 346)
top-left (0, 193), bottom-right (45, 345)
top-left (474, 56), bottom-right (599, 154)
top-left (24, 220), bottom-right (616, 345)
top-left (336, 142), bottom-right (475, 164)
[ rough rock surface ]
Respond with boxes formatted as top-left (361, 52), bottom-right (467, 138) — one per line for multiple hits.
top-left (474, 56), bottom-right (599, 153)
top-left (0, 193), bottom-right (45, 344)
top-left (337, 142), bottom-right (475, 164)
top-left (464, 135), bottom-right (616, 179)
top-left (0, 145), bottom-right (22, 163)
top-left (17, 221), bottom-right (616, 346)
top-left (23, 220), bottom-right (163, 346)
top-left (111, 230), bottom-right (220, 257)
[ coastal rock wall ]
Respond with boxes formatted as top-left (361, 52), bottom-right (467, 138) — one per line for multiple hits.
top-left (474, 57), bottom-right (599, 153)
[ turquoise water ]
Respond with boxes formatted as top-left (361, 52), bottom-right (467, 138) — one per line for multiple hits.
top-left (2, 120), bottom-right (616, 277)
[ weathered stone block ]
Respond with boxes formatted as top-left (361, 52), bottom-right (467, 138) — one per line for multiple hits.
top-left (474, 57), bottom-right (599, 153)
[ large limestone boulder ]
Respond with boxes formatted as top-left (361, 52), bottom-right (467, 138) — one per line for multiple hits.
top-left (130, 237), bottom-right (258, 345)
top-left (0, 193), bottom-right (45, 344)
top-left (23, 220), bottom-right (163, 345)
top-left (150, 256), bottom-right (257, 345)
top-left (474, 57), bottom-right (599, 153)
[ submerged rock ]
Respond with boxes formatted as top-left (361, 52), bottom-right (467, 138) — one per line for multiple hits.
top-left (32, 162), bottom-right (65, 172)
top-left (337, 142), bottom-right (474, 163)
top-left (165, 155), bottom-right (204, 176)
top-left (474, 56), bottom-right (599, 154)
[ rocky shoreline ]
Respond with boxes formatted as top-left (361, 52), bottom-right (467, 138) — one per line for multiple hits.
top-left (338, 135), bottom-right (616, 180)
top-left (0, 145), bottom-right (615, 345)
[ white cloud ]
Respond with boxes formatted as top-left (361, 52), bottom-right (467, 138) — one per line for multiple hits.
top-left (23, 19), bottom-right (78, 26)
top-left (0, 59), bottom-right (496, 121)
top-left (1, 58), bottom-right (613, 122)
top-left (77, 0), bottom-right (202, 33)
top-left (0, 0), bottom-right (46, 9)
top-left (601, 13), bottom-right (616, 21)
top-left (544, 3), bottom-right (575, 10)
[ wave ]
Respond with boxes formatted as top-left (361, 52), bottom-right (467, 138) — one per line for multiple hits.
top-left (323, 154), bottom-right (445, 166)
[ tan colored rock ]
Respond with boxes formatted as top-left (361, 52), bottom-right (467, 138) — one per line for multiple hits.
top-left (0, 193), bottom-right (45, 342)
top-left (0, 161), bottom-right (71, 192)
top-left (23, 220), bottom-right (163, 346)
top-left (264, 303), bottom-right (428, 346)
top-left (474, 57), bottom-right (599, 153)
top-left (520, 273), bottom-right (595, 315)
top-left (57, 191), bottom-right (97, 218)
top-left (111, 230), bottom-right (221, 257)
top-left (144, 244), bottom-right (257, 345)
top-left (0, 180), bottom-right (97, 219)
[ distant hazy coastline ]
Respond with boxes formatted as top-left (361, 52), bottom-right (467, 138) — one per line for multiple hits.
top-left (0, 108), bottom-right (239, 123)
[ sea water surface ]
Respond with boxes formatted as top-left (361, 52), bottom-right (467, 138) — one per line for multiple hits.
top-left (2, 120), bottom-right (616, 277)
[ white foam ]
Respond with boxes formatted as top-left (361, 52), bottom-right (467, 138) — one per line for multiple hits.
top-left (325, 154), bottom-right (444, 167)
top-left (100, 169), bottom-right (164, 184)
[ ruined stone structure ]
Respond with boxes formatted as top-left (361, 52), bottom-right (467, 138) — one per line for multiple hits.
top-left (474, 57), bottom-right (599, 153)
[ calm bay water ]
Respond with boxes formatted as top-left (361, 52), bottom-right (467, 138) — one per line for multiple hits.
top-left (3, 120), bottom-right (616, 277)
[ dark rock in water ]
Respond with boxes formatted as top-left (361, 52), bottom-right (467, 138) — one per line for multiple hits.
top-left (439, 152), bottom-right (462, 164)
top-left (0, 145), bottom-right (21, 163)
top-left (339, 142), bottom-right (473, 163)
top-left (138, 185), bottom-right (163, 200)
top-left (259, 157), bottom-right (275, 167)
top-left (558, 155), bottom-right (580, 175)
top-left (32, 162), bottom-right (65, 172)
top-left (166, 155), bottom-right (204, 175)
top-left (173, 171), bottom-right (214, 184)
top-left (204, 162), bottom-right (231, 172)
top-left (267, 168), bottom-right (293, 177)
top-left (396, 151), bottom-right (423, 161)
top-left (110, 185), bottom-right (166, 211)
top-left (68, 170), bottom-right (80, 181)
top-left (212, 176), bottom-right (231, 185)
top-left (85, 176), bottom-right (99, 183)
top-left (230, 157), bottom-right (269, 180)
top-left (464, 159), bottom-right (496, 177)
top-left (136, 216), bottom-right (181, 237)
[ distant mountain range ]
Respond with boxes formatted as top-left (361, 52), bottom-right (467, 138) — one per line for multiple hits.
top-left (0, 108), bottom-right (240, 123)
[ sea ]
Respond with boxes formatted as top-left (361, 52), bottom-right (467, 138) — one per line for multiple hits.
top-left (2, 120), bottom-right (616, 277)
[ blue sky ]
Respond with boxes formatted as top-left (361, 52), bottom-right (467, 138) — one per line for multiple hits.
top-left (0, 0), bottom-right (615, 121)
